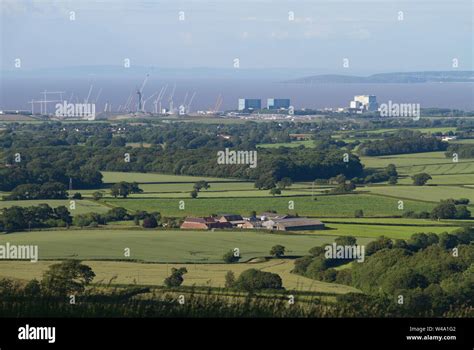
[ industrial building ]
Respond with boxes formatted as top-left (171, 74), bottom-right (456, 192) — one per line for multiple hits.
top-left (261, 217), bottom-right (325, 231)
top-left (349, 95), bottom-right (378, 112)
top-left (238, 98), bottom-right (261, 111)
top-left (267, 98), bottom-right (290, 110)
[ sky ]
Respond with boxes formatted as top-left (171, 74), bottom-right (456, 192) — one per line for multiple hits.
top-left (1, 0), bottom-right (473, 74)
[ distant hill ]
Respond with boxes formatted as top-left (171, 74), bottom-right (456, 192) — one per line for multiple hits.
top-left (286, 71), bottom-right (474, 84)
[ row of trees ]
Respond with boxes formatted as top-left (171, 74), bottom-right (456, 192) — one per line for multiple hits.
top-left (446, 144), bottom-right (474, 159)
top-left (0, 204), bottom-right (72, 232)
top-left (5, 182), bottom-right (68, 200)
top-left (404, 198), bottom-right (471, 219)
top-left (358, 132), bottom-right (447, 156)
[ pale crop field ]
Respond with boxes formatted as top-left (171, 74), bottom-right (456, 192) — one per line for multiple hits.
top-left (0, 260), bottom-right (360, 294)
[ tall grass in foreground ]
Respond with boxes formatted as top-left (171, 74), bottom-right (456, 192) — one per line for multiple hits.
top-left (0, 288), bottom-right (471, 318)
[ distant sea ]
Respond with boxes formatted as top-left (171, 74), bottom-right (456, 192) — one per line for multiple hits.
top-left (1, 78), bottom-right (473, 112)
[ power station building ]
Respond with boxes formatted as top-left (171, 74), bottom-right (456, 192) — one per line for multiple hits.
top-left (267, 98), bottom-right (290, 110)
top-left (238, 98), bottom-right (261, 111)
top-left (350, 95), bottom-right (378, 112)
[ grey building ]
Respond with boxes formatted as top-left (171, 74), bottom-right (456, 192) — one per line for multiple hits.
top-left (262, 217), bottom-right (325, 231)
top-left (267, 98), bottom-right (290, 110)
top-left (238, 98), bottom-right (261, 111)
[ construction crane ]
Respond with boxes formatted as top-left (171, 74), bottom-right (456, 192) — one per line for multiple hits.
top-left (84, 84), bottom-right (93, 104)
top-left (153, 85), bottom-right (167, 114)
top-left (168, 83), bottom-right (176, 114)
top-left (94, 88), bottom-right (102, 104)
top-left (136, 74), bottom-right (149, 112)
top-left (123, 89), bottom-right (134, 112)
top-left (182, 92), bottom-right (189, 107)
top-left (214, 94), bottom-right (223, 113)
top-left (187, 91), bottom-right (196, 114)
top-left (142, 90), bottom-right (160, 112)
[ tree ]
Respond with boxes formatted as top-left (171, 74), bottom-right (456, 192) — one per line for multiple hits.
top-left (455, 205), bottom-right (471, 219)
top-left (354, 209), bottom-right (364, 218)
top-left (193, 181), bottom-right (210, 192)
top-left (366, 236), bottom-right (393, 255)
top-left (430, 202), bottom-right (457, 219)
top-left (110, 182), bottom-right (142, 199)
top-left (331, 181), bottom-right (356, 193)
top-left (277, 177), bottom-right (292, 190)
top-left (438, 233), bottom-right (459, 250)
top-left (54, 206), bottom-right (72, 226)
top-left (388, 176), bottom-right (398, 185)
top-left (0, 206), bottom-right (27, 232)
top-left (269, 187), bottom-right (281, 196)
top-left (41, 260), bottom-right (95, 296)
top-left (105, 207), bottom-right (129, 222)
top-left (142, 215), bottom-right (158, 228)
top-left (225, 271), bottom-right (236, 288)
top-left (23, 279), bottom-right (41, 296)
top-left (92, 191), bottom-right (103, 201)
top-left (164, 267), bottom-right (187, 287)
top-left (386, 164), bottom-right (398, 177)
top-left (254, 174), bottom-right (276, 190)
top-left (412, 173), bottom-right (432, 186)
top-left (270, 245), bottom-right (285, 258)
top-left (234, 269), bottom-right (283, 292)
top-left (110, 187), bottom-right (119, 198)
top-left (72, 192), bottom-right (82, 200)
top-left (190, 190), bottom-right (198, 199)
top-left (335, 236), bottom-right (357, 246)
top-left (223, 249), bottom-right (240, 263)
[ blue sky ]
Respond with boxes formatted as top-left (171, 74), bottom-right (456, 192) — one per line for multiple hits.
top-left (1, 0), bottom-right (473, 73)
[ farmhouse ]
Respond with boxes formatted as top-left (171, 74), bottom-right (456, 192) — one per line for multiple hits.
top-left (180, 217), bottom-right (232, 230)
top-left (262, 218), bottom-right (325, 231)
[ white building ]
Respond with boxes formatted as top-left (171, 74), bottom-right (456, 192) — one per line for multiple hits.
top-left (350, 95), bottom-right (378, 112)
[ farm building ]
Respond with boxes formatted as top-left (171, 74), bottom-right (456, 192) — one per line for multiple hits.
top-left (262, 218), bottom-right (325, 231)
top-left (217, 214), bottom-right (244, 223)
top-left (258, 212), bottom-right (292, 221)
top-left (180, 217), bottom-right (232, 230)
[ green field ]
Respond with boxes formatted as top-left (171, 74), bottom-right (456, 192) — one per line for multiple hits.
top-left (326, 223), bottom-right (459, 239)
top-left (258, 140), bottom-right (315, 148)
top-left (359, 152), bottom-right (455, 169)
top-left (102, 194), bottom-right (433, 217)
top-left (102, 171), bottom-right (233, 184)
top-left (366, 185), bottom-right (474, 204)
top-left (0, 259), bottom-right (359, 294)
top-left (0, 229), bottom-right (372, 263)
